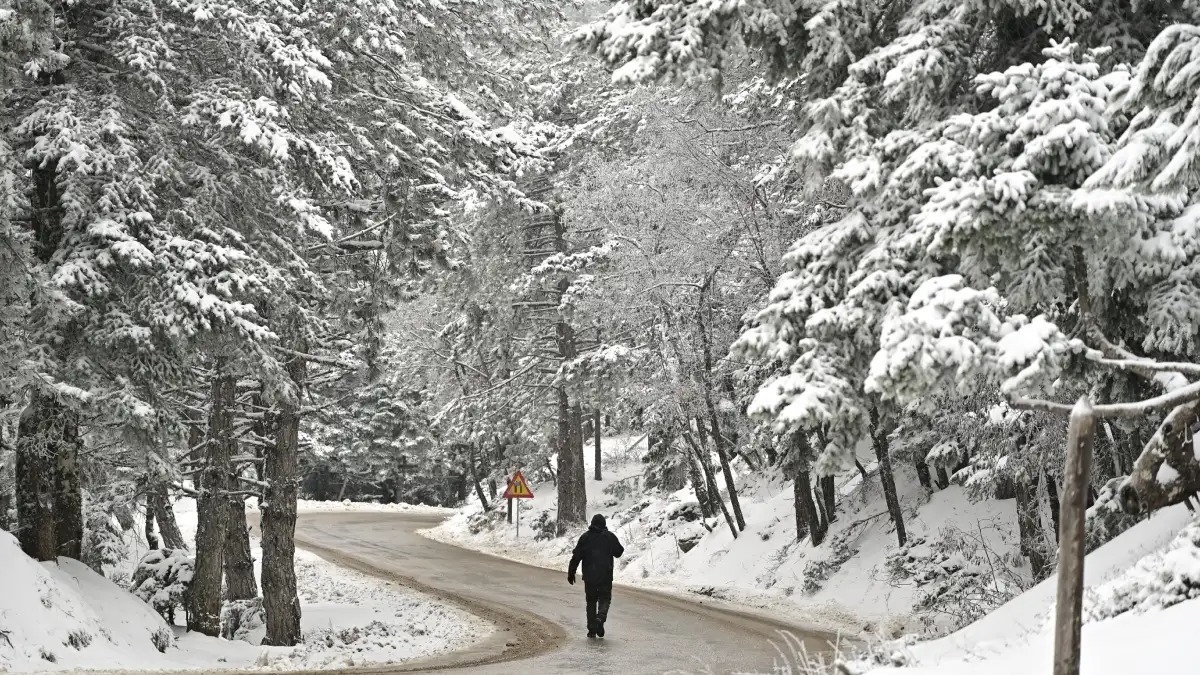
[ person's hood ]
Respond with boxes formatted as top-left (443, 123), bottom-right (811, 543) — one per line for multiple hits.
top-left (589, 513), bottom-right (607, 531)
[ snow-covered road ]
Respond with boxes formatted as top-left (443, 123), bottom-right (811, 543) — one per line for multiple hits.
top-left (292, 511), bottom-right (841, 674)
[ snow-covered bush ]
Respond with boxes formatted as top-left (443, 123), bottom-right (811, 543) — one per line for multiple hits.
top-left (887, 527), bottom-right (1028, 636)
top-left (1086, 476), bottom-right (1144, 553)
top-left (222, 598), bottom-right (264, 642)
top-left (800, 533), bottom-right (855, 595)
top-left (130, 548), bottom-right (194, 624)
top-left (1085, 518), bottom-right (1200, 623)
top-left (82, 508), bottom-right (127, 577)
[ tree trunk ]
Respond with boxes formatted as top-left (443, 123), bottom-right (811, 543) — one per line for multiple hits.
top-left (54, 410), bottom-right (82, 560)
top-left (935, 465), bottom-right (951, 490)
top-left (793, 458), bottom-right (825, 545)
top-left (262, 350), bottom-right (303, 646)
top-left (915, 457), bottom-right (932, 489)
top-left (0, 491), bottom-right (10, 533)
top-left (1016, 472), bottom-right (1051, 579)
top-left (692, 417), bottom-right (725, 519)
top-left (820, 475), bottom-right (836, 525)
top-left (709, 412), bottom-right (746, 531)
top-left (687, 451), bottom-right (713, 518)
top-left (1047, 472), bottom-right (1062, 544)
top-left (188, 373), bottom-right (235, 636)
top-left (16, 395), bottom-right (59, 561)
top-left (145, 501), bottom-right (159, 550)
top-left (696, 291), bottom-right (745, 531)
top-left (593, 409), bottom-right (602, 481)
top-left (554, 385), bottom-right (587, 533)
top-left (685, 431), bottom-right (736, 539)
top-left (791, 469), bottom-right (807, 540)
top-left (469, 445), bottom-right (490, 511)
top-left (150, 485), bottom-right (187, 549)
top-left (224, 497), bottom-right (257, 600)
top-left (871, 407), bottom-right (907, 546)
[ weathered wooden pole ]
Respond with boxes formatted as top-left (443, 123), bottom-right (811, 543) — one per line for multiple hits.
top-left (1053, 396), bottom-right (1096, 675)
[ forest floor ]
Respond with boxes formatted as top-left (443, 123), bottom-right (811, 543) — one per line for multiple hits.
top-left (0, 499), bottom-right (488, 672)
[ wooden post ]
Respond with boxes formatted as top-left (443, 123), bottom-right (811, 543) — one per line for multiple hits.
top-left (594, 409), bottom-right (602, 481)
top-left (1053, 396), bottom-right (1096, 675)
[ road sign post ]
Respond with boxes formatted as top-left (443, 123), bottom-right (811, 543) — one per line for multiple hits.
top-left (502, 470), bottom-right (534, 538)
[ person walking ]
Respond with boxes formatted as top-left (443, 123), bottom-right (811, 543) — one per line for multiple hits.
top-left (567, 513), bottom-right (624, 638)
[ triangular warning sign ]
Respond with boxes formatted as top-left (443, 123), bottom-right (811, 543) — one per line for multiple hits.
top-left (503, 470), bottom-right (535, 499)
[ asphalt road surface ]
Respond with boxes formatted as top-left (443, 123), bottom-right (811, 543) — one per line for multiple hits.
top-left (293, 512), bottom-right (841, 675)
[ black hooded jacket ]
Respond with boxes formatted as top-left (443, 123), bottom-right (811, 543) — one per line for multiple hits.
top-left (568, 514), bottom-right (625, 585)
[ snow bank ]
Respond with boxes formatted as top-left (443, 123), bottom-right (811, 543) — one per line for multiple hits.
top-left (0, 531), bottom-right (174, 672)
top-left (0, 495), bottom-right (488, 672)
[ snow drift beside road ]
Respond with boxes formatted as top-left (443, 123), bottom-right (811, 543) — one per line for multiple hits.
top-left (294, 499), bottom-right (454, 515)
top-left (0, 530), bottom-right (174, 672)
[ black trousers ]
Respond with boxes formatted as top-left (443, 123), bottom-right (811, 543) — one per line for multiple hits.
top-left (584, 580), bottom-right (612, 632)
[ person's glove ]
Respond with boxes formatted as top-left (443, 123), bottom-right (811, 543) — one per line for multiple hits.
top-left (567, 573), bottom-right (576, 585)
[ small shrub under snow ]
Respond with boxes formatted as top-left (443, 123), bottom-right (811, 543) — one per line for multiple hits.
top-left (221, 598), bottom-right (265, 642)
top-left (886, 526), bottom-right (1028, 636)
top-left (129, 548), bottom-right (194, 623)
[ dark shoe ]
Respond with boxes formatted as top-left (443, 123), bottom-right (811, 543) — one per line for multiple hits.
top-left (587, 632), bottom-right (596, 638)
top-left (597, 624), bottom-right (605, 638)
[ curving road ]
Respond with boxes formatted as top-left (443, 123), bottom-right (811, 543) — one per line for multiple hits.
top-left (293, 512), bottom-right (840, 675)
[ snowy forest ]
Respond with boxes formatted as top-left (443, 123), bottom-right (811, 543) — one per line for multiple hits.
top-left (7, 0), bottom-right (1200, 671)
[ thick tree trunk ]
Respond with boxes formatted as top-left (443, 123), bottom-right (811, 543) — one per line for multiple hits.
top-left (820, 475), bottom-right (836, 525)
top-left (188, 373), bottom-right (235, 636)
top-left (1016, 473), bottom-right (1051, 580)
top-left (935, 465), bottom-right (951, 490)
top-left (915, 457), bottom-right (932, 489)
top-left (145, 504), bottom-right (159, 549)
top-left (150, 485), bottom-right (187, 549)
top-left (871, 408), bottom-right (907, 546)
top-left (0, 491), bottom-right (11, 533)
top-left (814, 478), bottom-right (829, 530)
top-left (53, 410), bottom-right (82, 560)
top-left (550, 207), bottom-right (586, 533)
top-left (791, 470), bottom-right (807, 540)
top-left (20, 111), bottom-right (81, 562)
top-left (16, 395), bottom-right (59, 561)
top-left (793, 458), bottom-right (825, 545)
top-left (224, 497), bottom-right (257, 600)
top-left (687, 451), bottom-right (713, 518)
top-left (593, 409), bottom-right (602, 481)
top-left (554, 386), bottom-right (587, 533)
top-left (261, 351), bottom-right (303, 646)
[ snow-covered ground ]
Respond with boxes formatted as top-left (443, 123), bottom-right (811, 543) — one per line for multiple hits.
top-left (0, 497), bottom-right (489, 672)
top-left (423, 434), bottom-right (1027, 638)
top-left (295, 499), bottom-right (455, 515)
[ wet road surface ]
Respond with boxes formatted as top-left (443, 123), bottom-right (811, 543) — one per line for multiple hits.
top-left (293, 512), bottom-right (841, 675)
